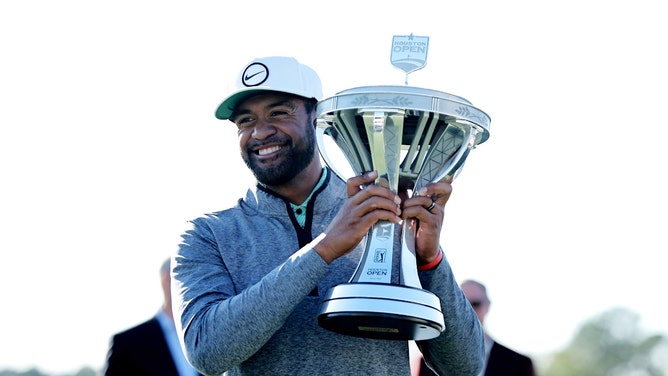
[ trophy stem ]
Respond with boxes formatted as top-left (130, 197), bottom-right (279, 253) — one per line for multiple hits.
top-left (349, 221), bottom-right (398, 284)
top-left (400, 219), bottom-right (421, 289)
top-left (362, 110), bottom-right (404, 191)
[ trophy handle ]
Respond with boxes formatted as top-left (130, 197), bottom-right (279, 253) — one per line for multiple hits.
top-left (400, 125), bottom-right (479, 288)
top-left (316, 124), bottom-right (365, 180)
top-left (413, 122), bottom-right (480, 192)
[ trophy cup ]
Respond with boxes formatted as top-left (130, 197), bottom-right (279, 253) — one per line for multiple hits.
top-left (315, 34), bottom-right (491, 341)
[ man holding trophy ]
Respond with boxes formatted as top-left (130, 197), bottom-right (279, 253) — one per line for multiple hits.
top-left (172, 52), bottom-right (487, 375)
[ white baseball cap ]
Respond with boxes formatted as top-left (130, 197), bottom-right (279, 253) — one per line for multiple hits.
top-left (215, 56), bottom-right (323, 120)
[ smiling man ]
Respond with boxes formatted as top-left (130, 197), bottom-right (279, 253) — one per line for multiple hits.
top-left (171, 56), bottom-right (484, 376)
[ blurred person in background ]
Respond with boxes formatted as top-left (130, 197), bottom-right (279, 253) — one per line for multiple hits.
top-left (104, 259), bottom-right (200, 376)
top-left (460, 279), bottom-right (536, 376)
top-left (413, 279), bottom-right (536, 376)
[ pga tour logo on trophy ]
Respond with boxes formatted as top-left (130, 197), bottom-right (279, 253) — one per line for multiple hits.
top-left (316, 34), bottom-right (491, 341)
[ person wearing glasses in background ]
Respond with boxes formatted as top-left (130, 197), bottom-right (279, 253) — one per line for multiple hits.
top-left (412, 278), bottom-right (536, 376)
top-left (460, 279), bottom-right (536, 376)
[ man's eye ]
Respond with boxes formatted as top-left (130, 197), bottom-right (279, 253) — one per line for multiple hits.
top-left (235, 117), bottom-right (253, 127)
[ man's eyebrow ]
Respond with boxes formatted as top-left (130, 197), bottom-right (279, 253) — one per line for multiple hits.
top-left (232, 98), bottom-right (299, 120)
top-left (230, 108), bottom-right (250, 122)
top-left (232, 108), bottom-right (251, 117)
top-left (266, 99), bottom-right (297, 110)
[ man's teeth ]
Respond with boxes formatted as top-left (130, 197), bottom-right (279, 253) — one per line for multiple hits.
top-left (258, 145), bottom-right (282, 156)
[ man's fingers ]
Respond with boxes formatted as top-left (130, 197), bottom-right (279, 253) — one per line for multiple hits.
top-left (346, 171), bottom-right (378, 197)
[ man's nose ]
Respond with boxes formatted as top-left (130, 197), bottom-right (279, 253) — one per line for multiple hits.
top-left (252, 118), bottom-right (277, 139)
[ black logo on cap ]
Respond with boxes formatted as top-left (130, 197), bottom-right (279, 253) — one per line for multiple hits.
top-left (242, 62), bottom-right (269, 87)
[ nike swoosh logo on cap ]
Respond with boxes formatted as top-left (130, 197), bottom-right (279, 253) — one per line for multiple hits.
top-left (241, 62), bottom-right (269, 87)
top-left (244, 71), bottom-right (262, 81)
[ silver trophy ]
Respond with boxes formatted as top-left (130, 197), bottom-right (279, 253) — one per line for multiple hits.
top-left (315, 35), bottom-right (491, 341)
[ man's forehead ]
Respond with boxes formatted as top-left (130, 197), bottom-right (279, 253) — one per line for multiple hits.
top-left (237, 91), bottom-right (302, 109)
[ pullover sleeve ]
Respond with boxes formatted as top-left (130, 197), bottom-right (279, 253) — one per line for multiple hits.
top-left (172, 220), bottom-right (329, 375)
top-left (417, 253), bottom-right (486, 375)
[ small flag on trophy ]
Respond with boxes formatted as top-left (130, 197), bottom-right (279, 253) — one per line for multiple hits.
top-left (391, 34), bottom-right (429, 84)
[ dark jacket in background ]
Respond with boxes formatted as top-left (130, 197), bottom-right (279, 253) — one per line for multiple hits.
top-left (485, 341), bottom-right (536, 376)
top-left (105, 317), bottom-right (196, 376)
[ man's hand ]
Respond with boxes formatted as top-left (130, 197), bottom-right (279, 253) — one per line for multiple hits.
top-left (399, 181), bottom-right (453, 264)
top-left (315, 171), bottom-right (401, 264)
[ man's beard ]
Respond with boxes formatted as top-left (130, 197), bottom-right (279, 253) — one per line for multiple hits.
top-left (242, 122), bottom-right (316, 186)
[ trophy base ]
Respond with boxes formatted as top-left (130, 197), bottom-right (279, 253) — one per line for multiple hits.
top-left (317, 283), bottom-right (445, 341)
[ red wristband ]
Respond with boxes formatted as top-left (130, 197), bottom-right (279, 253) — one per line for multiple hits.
top-left (418, 248), bottom-right (444, 271)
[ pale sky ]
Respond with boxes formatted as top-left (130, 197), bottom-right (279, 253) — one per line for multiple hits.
top-left (1, 1), bottom-right (667, 374)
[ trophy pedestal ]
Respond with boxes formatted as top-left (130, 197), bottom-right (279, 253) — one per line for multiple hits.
top-left (318, 283), bottom-right (445, 341)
